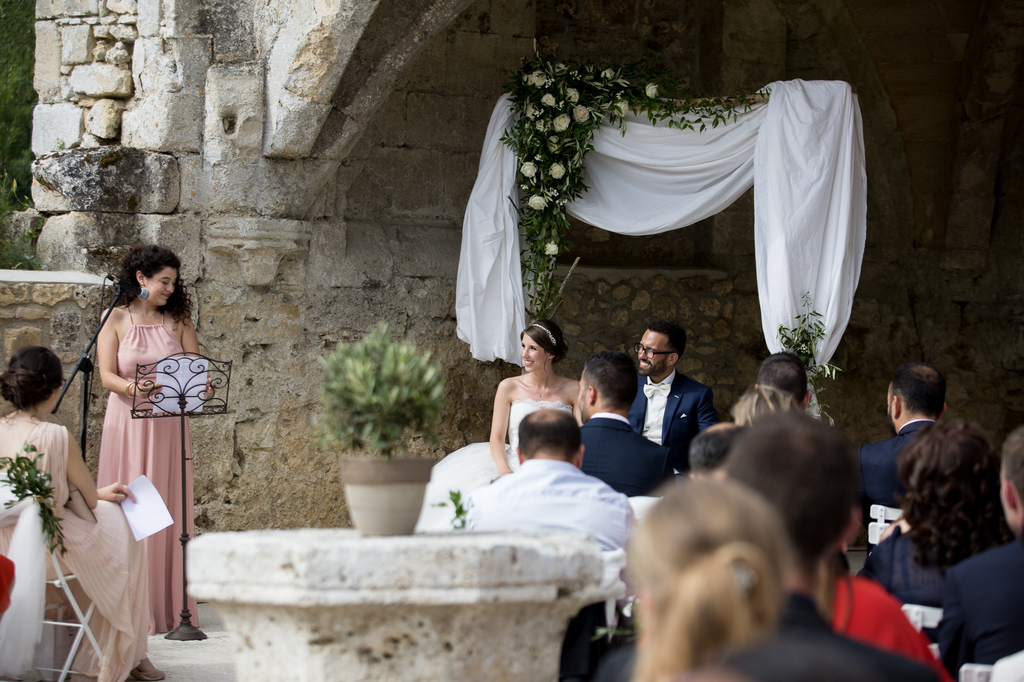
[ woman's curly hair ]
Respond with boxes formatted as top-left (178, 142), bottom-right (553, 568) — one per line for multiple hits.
top-left (116, 244), bottom-right (192, 324)
top-left (1, 346), bottom-right (63, 409)
top-left (899, 420), bottom-right (1013, 571)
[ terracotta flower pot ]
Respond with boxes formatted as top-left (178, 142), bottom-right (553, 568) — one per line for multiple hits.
top-left (339, 457), bottom-right (433, 536)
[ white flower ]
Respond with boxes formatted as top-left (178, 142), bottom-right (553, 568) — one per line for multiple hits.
top-left (566, 88), bottom-right (579, 103)
top-left (553, 114), bottom-right (571, 131)
top-left (531, 71), bottom-right (546, 87)
top-left (521, 162), bottom-right (537, 178)
top-left (541, 93), bottom-right (556, 106)
top-left (528, 195), bottom-right (547, 210)
top-left (614, 99), bottom-right (628, 116)
top-left (525, 103), bottom-right (538, 119)
top-left (602, 68), bottom-right (615, 79)
top-left (549, 163), bottom-right (565, 179)
top-left (572, 105), bottom-right (589, 122)
top-left (545, 242), bottom-right (559, 256)
top-left (645, 83), bottom-right (659, 98)
top-left (548, 139), bottom-right (560, 152)
top-left (535, 119), bottom-right (547, 131)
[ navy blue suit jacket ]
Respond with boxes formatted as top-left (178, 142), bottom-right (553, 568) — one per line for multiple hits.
top-left (857, 420), bottom-right (933, 523)
top-left (938, 540), bottom-right (1024, 673)
top-left (627, 372), bottom-right (718, 474)
top-left (580, 417), bottom-right (673, 497)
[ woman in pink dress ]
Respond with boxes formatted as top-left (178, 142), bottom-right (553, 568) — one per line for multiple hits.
top-left (0, 346), bottom-right (164, 681)
top-left (97, 244), bottom-right (200, 635)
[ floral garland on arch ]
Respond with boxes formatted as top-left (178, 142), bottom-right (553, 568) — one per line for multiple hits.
top-left (502, 49), bottom-right (760, 318)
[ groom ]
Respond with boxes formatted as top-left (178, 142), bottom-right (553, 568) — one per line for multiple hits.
top-left (628, 320), bottom-right (719, 475)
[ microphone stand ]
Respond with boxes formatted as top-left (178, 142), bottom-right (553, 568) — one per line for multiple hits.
top-left (52, 276), bottom-right (126, 454)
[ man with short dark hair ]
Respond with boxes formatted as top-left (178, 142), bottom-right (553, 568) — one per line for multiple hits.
top-left (858, 363), bottom-right (946, 524)
top-left (467, 409), bottom-right (633, 682)
top-left (578, 351), bottom-right (673, 496)
top-left (688, 423), bottom-right (742, 480)
top-left (938, 425), bottom-right (1024, 673)
top-left (756, 352), bottom-right (810, 409)
top-left (467, 409), bottom-right (633, 551)
top-left (628, 320), bottom-right (718, 475)
top-left (726, 414), bottom-right (938, 682)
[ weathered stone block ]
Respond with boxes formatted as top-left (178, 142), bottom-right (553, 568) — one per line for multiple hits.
top-left (31, 103), bottom-right (84, 155)
top-left (35, 21), bottom-right (63, 103)
top-left (191, 531), bottom-right (611, 682)
top-left (31, 176), bottom-right (72, 212)
top-left (0, 284), bottom-right (31, 306)
top-left (32, 283), bottom-right (75, 307)
top-left (85, 99), bottom-right (123, 139)
top-left (106, 0), bottom-right (137, 13)
top-left (5, 326), bottom-right (43, 361)
top-left (204, 63), bottom-right (265, 163)
top-left (136, 0), bottom-right (159, 36)
top-left (138, 214), bottom-right (201, 284)
top-left (37, 212), bottom-right (143, 272)
top-left (33, 148), bottom-right (179, 214)
top-left (36, 0), bottom-right (98, 19)
top-left (121, 37), bottom-right (210, 152)
top-left (69, 63), bottom-right (133, 97)
top-left (61, 24), bottom-right (96, 65)
top-left (49, 311), bottom-right (82, 351)
top-left (389, 226), bottom-right (461, 279)
top-left (109, 24), bottom-right (137, 43)
top-left (206, 217), bottom-right (312, 286)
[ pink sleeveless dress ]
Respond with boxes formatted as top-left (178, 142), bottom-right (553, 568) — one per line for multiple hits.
top-left (97, 311), bottom-right (198, 635)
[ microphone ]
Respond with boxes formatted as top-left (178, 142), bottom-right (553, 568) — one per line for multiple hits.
top-left (107, 274), bottom-right (149, 300)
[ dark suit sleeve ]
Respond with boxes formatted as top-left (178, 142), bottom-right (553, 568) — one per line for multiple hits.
top-left (938, 567), bottom-right (970, 676)
top-left (694, 386), bottom-right (719, 431)
top-left (857, 446), bottom-right (868, 526)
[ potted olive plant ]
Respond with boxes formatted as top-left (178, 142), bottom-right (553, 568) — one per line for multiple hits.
top-left (321, 324), bottom-right (446, 535)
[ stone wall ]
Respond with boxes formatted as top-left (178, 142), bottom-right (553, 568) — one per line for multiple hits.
top-left (0, 271), bottom-right (104, 438)
top-left (24, 0), bottom-right (1024, 533)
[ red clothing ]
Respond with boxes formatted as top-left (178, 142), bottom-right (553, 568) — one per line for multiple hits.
top-left (0, 554), bottom-right (13, 613)
top-left (832, 575), bottom-right (953, 682)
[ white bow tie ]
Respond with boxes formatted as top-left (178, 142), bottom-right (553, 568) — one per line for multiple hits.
top-left (644, 382), bottom-right (671, 399)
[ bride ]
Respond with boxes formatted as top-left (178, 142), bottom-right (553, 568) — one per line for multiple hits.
top-left (417, 319), bottom-right (578, 531)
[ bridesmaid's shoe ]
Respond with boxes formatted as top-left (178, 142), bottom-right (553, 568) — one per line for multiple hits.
top-left (130, 658), bottom-right (166, 681)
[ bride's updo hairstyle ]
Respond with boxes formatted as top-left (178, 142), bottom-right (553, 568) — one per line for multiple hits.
top-left (117, 244), bottom-right (192, 324)
top-left (1, 346), bottom-right (63, 409)
top-left (631, 480), bottom-right (791, 682)
top-left (522, 319), bottom-right (566, 363)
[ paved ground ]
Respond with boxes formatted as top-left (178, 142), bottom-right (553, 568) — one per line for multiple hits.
top-left (146, 604), bottom-right (236, 682)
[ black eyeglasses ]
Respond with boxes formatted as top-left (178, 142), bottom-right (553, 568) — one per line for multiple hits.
top-left (633, 343), bottom-right (674, 358)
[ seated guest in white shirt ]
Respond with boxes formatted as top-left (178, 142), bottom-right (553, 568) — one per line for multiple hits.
top-left (468, 409), bottom-right (634, 682)
top-left (468, 408), bottom-right (634, 551)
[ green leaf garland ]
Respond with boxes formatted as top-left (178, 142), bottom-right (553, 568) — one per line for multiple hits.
top-left (502, 47), bottom-right (761, 318)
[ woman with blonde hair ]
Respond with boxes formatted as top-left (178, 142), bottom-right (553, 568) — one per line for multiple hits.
top-left (630, 479), bottom-right (792, 682)
top-left (731, 385), bottom-right (798, 427)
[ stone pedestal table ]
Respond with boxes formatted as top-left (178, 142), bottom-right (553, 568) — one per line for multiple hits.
top-left (188, 529), bottom-right (616, 682)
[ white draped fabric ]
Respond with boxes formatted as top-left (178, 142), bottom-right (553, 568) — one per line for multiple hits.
top-left (456, 79), bottom-right (866, 368)
top-left (0, 486), bottom-right (47, 678)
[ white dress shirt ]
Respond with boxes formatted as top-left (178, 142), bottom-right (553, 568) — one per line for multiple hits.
top-left (466, 459), bottom-right (634, 552)
top-left (588, 412), bottom-right (630, 425)
top-left (642, 370), bottom-right (676, 445)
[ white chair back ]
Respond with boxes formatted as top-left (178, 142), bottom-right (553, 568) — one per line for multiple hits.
top-left (902, 603), bottom-right (943, 631)
top-left (961, 663), bottom-right (994, 682)
top-left (992, 649), bottom-right (1024, 682)
top-left (868, 504), bottom-right (902, 545)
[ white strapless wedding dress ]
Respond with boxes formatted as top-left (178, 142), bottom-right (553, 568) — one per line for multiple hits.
top-left (416, 399), bottom-right (573, 531)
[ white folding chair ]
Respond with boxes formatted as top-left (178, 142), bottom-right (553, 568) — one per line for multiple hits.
top-left (868, 504), bottom-right (903, 545)
top-left (901, 603), bottom-right (943, 632)
top-left (992, 649), bottom-right (1024, 682)
top-left (36, 553), bottom-right (103, 682)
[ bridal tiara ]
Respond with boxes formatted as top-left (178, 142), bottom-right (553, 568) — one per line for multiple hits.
top-left (529, 323), bottom-right (558, 347)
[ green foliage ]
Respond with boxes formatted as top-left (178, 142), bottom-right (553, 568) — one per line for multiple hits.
top-left (503, 46), bottom-right (759, 317)
top-left (433, 489), bottom-right (468, 530)
top-left (777, 294), bottom-right (842, 423)
top-left (0, 0), bottom-right (38, 204)
top-left (320, 324), bottom-right (446, 458)
top-left (0, 171), bottom-right (41, 269)
top-left (1, 443), bottom-right (67, 556)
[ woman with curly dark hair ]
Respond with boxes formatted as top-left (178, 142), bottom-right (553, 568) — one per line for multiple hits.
top-left (860, 421), bottom-right (1013, 621)
top-left (96, 244), bottom-right (200, 635)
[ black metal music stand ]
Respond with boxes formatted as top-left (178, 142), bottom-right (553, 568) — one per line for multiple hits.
top-left (130, 352), bottom-right (231, 641)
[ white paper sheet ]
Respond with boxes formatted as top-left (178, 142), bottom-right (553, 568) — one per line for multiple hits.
top-left (120, 475), bottom-right (174, 541)
top-left (151, 354), bottom-right (208, 415)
